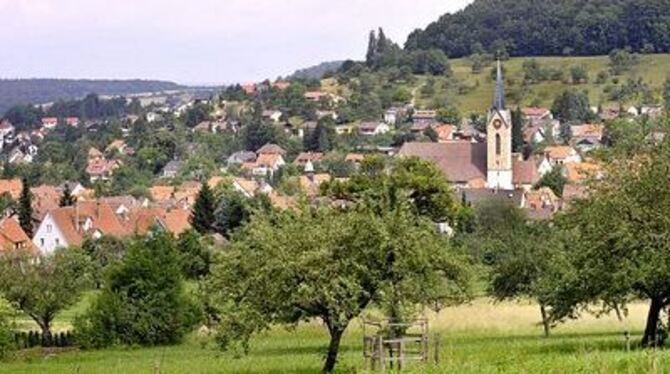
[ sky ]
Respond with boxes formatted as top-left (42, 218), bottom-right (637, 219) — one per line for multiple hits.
top-left (0, 0), bottom-right (472, 85)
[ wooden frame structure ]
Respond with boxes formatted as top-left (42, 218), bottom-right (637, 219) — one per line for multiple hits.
top-left (362, 318), bottom-right (435, 372)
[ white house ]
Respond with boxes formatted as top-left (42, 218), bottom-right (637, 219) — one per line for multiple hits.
top-left (538, 146), bottom-right (582, 176)
top-left (359, 122), bottom-right (390, 136)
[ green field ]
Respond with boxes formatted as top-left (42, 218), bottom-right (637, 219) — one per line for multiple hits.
top-left (4, 298), bottom-right (670, 373)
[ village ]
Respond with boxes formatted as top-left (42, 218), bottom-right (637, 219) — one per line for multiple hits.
top-left (0, 59), bottom-right (663, 256)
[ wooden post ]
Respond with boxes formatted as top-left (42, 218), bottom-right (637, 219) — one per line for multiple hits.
top-left (624, 330), bottom-right (630, 352)
top-left (379, 336), bottom-right (385, 374)
top-left (399, 339), bottom-right (405, 371)
top-left (434, 333), bottom-right (440, 365)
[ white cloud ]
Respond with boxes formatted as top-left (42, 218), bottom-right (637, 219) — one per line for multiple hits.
top-left (0, 0), bottom-right (471, 83)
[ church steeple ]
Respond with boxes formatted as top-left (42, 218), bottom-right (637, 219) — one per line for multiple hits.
top-left (492, 60), bottom-right (505, 110)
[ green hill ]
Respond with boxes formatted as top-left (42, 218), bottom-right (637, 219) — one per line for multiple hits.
top-left (326, 54), bottom-right (670, 115)
top-left (406, 0), bottom-right (670, 58)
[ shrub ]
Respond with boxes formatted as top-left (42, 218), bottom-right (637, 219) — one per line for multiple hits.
top-left (0, 298), bottom-right (13, 359)
top-left (75, 233), bottom-right (201, 348)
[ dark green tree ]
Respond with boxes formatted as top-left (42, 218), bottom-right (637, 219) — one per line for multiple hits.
top-left (536, 166), bottom-right (567, 197)
top-left (75, 233), bottom-right (198, 348)
top-left (59, 183), bottom-right (76, 207)
top-left (511, 106), bottom-right (524, 152)
top-left (365, 30), bottom-right (377, 67)
top-left (176, 230), bottom-right (211, 279)
top-left (191, 182), bottom-right (216, 234)
top-left (213, 190), bottom-right (251, 238)
top-left (18, 177), bottom-right (33, 237)
top-left (551, 90), bottom-right (597, 124)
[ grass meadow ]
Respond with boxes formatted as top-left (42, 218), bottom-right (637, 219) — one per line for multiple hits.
top-left (4, 297), bottom-right (670, 373)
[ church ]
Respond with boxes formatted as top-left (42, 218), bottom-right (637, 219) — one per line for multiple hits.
top-left (398, 61), bottom-right (538, 193)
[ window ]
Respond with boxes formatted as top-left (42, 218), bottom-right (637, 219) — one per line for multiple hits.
top-left (40, 238), bottom-right (45, 247)
top-left (55, 238), bottom-right (60, 247)
top-left (46, 224), bottom-right (52, 233)
top-left (495, 134), bottom-right (502, 156)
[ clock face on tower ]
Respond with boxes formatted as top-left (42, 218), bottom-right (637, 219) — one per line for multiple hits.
top-left (493, 119), bottom-right (502, 129)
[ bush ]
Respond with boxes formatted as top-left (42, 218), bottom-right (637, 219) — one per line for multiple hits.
top-left (75, 233), bottom-right (201, 348)
top-left (0, 298), bottom-right (13, 359)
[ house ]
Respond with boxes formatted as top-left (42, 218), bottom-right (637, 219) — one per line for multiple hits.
top-left (41, 117), bottom-right (58, 130)
top-left (243, 153), bottom-right (285, 176)
top-left (272, 81), bottom-right (291, 91)
top-left (32, 201), bottom-right (129, 254)
top-left (434, 124), bottom-right (456, 142)
top-left (31, 185), bottom-right (62, 223)
top-left (522, 107), bottom-right (553, 126)
top-left (412, 110), bottom-right (437, 126)
top-left (564, 162), bottom-right (602, 184)
top-left (410, 122), bottom-right (431, 133)
top-left (512, 155), bottom-right (540, 191)
top-left (227, 151), bottom-right (257, 166)
top-left (88, 147), bottom-right (104, 161)
top-left (161, 160), bottom-right (183, 179)
top-left (0, 218), bottom-right (37, 254)
top-left (538, 146), bottom-right (581, 176)
top-left (232, 178), bottom-right (261, 198)
top-left (105, 140), bottom-right (128, 155)
top-left (294, 152), bottom-right (323, 166)
top-left (257, 143), bottom-right (287, 156)
top-left (316, 110), bottom-right (338, 121)
top-left (146, 112), bottom-right (162, 123)
top-left (8, 147), bottom-right (30, 164)
top-left (0, 179), bottom-right (23, 200)
top-left (304, 91), bottom-right (328, 102)
top-left (570, 124), bottom-right (604, 152)
top-left (65, 117), bottom-right (79, 127)
top-left (600, 105), bottom-right (620, 121)
top-left (384, 108), bottom-right (400, 125)
top-left (626, 106), bottom-right (640, 117)
top-left (299, 161), bottom-right (331, 196)
top-left (523, 125), bottom-right (546, 145)
top-left (86, 159), bottom-right (119, 182)
top-left (523, 187), bottom-right (561, 221)
top-left (359, 122), bottom-right (390, 136)
top-left (335, 124), bottom-right (355, 135)
top-left (0, 120), bottom-right (15, 150)
top-left (641, 106), bottom-right (664, 120)
top-left (345, 153), bottom-right (366, 165)
top-left (262, 110), bottom-right (283, 123)
top-left (242, 83), bottom-right (257, 95)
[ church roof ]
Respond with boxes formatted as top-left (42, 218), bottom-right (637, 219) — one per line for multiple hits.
top-left (398, 142), bottom-right (487, 184)
top-left (493, 60), bottom-right (505, 111)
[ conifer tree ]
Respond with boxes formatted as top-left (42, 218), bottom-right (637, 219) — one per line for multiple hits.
top-left (59, 184), bottom-right (76, 207)
top-left (511, 106), bottom-right (524, 152)
top-left (190, 182), bottom-right (216, 234)
top-left (365, 30), bottom-right (377, 67)
top-left (18, 177), bottom-right (33, 237)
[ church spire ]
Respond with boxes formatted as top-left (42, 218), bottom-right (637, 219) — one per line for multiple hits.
top-left (492, 60), bottom-right (505, 110)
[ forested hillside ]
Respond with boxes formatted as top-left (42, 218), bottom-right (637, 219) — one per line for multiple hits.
top-left (0, 79), bottom-right (182, 114)
top-left (290, 61), bottom-right (344, 80)
top-left (405, 0), bottom-right (670, 58)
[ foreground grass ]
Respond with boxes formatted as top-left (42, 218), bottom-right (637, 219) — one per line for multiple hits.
top-left (4, 299), bottom-right (670, 373)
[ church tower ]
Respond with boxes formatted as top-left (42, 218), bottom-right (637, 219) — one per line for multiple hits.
top-left (486, 61), bottom-right (513, 190)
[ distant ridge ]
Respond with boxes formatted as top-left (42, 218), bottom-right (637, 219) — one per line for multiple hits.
top-left (0, 78), bottom-right (183, 114)
top-left (290, 61), bottom-right (344, 80)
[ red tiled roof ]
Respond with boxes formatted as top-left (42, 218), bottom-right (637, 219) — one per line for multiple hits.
top-left (513, 157), bottom-right (539, 185)
top-left (0, 218), bottom-right (36, 254)
top-left (398, 142), bottom-right (487, 184)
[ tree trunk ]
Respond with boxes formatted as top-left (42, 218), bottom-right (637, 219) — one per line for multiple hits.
top-left (642, 297), bottom-right (664, 347)
top-left (323, 327), bottom-right (345, 373)
top-left (38, 319), bottom-right (53, 347)
top-left (540, 304), bottom-right (551, 338)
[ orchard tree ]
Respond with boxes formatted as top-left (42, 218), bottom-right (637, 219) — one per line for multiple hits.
top-left (206, 204), bottom-right (472, 373)
top-left (0, 249), bottom-right (91, 343)
top-left (554, 142), bottom-right (670, 346)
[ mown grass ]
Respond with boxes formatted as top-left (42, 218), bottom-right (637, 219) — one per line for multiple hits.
top-left (4, 298), bottom-right (670, 373)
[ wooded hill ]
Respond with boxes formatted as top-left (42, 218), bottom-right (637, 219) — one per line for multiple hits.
top-left (0, 79), bottom-right (182, 115)
top-left (405, 0), bottom-right (670, 58)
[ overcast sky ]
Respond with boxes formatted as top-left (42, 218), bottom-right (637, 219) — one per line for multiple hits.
top-left (0, 0), bottom-right (471, 85)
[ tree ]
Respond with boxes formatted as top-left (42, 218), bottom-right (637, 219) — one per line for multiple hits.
top-left (191, 182), bottom-right (216, 234)
top-left (570, 65), bottom-right (589, 84)
top-left (213, 190), bottom-right (253, 238)
top-left (59, 183), bottom-right (76, 207)
top-left (0, 249), bottom-right (91, 343)
top-left (609, 48), bottom-right (639, 75)
top-left (365, 30), bottom-right (377, 67)
top-left (176, 230), bottom-right (211, 279)
top-left (240, 103), bottom-right (277, 151)
top-left (511, 107), bottom-right (524, 152)
top-left (551, 90), bottom-right (597, 124)
top-left (536, 166), bottom-right (567, 197)
top-left (484, 207), bottom-right (568, 337)
top-left (18, 177), bottom-right (33, 237)
top-left (554, 143), bottom-right (670, 346)
top-left (436, 106), bottom-right (461, 125)
top-left (206, 204), bottom-right (472, 373)
top-left (0, 297), bottom-right (13, 359)
top-left (75, 233), bottom-right (198, 348)
top-left (82, 236), bottom-right (126, 288)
